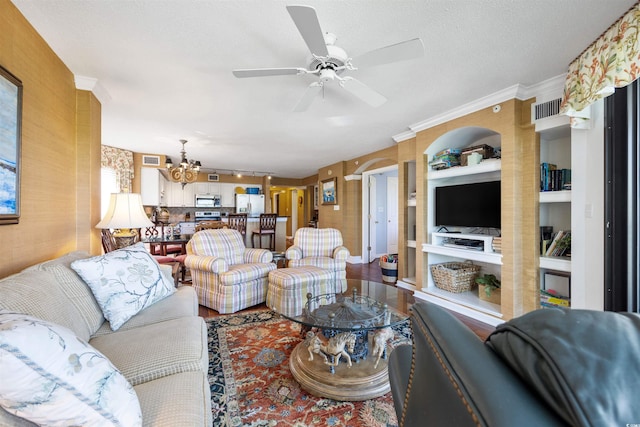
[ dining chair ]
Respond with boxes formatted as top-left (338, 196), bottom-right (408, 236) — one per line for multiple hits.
top-left (101, 229), bottom-right (118, 253)
top-left (195, 220), bottom-right (227, 232)
top-left (252, 213), bottom-right (278, 251)
top-left (227, 213), bottom-right (248, 239)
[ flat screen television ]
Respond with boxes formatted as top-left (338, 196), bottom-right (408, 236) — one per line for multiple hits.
top-left (435, 181), bottom-right (501, 229)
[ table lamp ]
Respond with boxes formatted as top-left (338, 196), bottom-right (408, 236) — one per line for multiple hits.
top-left (97, 193), bottom-right (154, 249)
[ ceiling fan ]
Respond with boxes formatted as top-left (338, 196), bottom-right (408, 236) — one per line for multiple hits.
top-left (232, 5), bottom-right (424, 112)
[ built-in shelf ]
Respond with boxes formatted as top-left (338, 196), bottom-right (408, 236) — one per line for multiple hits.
top-left (428, 158), bottom-right (501, 180)
top-left (539, 256), bottom-right (571, 272)
top-left (540, 190), bottom-right (571, 203)
top-left (423, 244), bottom-right (503, 264)
top-left (396, 279), bottom-right (416, 291)
top-left (408, 199), bottom-right (416, 206)
top-left (407, 240), bottom-right (416, 248)
top-left (414, 287), bottom-right (504, 326)
top-left (424, 233), bottom-right (502, 264)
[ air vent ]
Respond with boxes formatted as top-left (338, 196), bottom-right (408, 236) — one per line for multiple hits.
top-left (531, 98), bottom-right (562, 122)
top-left (142, 155), bottom-right (160, 166)
top-left (208, 174), bottom-right (219, 182)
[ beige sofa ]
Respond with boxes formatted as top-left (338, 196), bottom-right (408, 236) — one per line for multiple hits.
top-left (0, 251), bottom-right (212, 426)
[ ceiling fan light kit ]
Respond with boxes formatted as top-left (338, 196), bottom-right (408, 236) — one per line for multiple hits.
top-left (232, 4), bottom-right (424, 112)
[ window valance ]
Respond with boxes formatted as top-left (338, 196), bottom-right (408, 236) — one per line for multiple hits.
top-left (101, 145), bottom-right (134, 191)
top-left (560, 2), bottom-right (640, 127)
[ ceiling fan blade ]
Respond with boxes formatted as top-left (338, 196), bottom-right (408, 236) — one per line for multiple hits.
top-left (353, 38), bottom-right (424, 68)
top-left (293, 82), bottom-right (323, 112)
top-left (286, 5), bottom-right (329, 57)
top-left (341, 77), bottom-right (387, 107)
top-left (232, 68), bottom-right (307, 78)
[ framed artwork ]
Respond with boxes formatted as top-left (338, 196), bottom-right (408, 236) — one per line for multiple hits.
top-left (0, 65), bottom-right (22, 225)
top-left (321, 177), bottom-right (337, 205)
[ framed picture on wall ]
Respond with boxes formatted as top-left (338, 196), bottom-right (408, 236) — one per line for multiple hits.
top-left (321, 177), bottom-right (337, 205)
top-left (0, 65), bottom-right (22, 225)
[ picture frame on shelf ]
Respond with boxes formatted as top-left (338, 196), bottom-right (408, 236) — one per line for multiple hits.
top-left (321, 177), bottom-right (337, 205)
top-left (0, 65), bottom-right (22, 225)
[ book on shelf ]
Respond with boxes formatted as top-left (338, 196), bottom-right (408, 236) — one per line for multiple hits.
top-left (541, 163), bottom-right (572, 192)
top-left (544, 230), bottom-right (571, 257)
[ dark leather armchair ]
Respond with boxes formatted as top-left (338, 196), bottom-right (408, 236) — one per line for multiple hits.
top-left (390, 301), bottom-right (640, 427)
top-left (388, 302), bottom-right (566, 427)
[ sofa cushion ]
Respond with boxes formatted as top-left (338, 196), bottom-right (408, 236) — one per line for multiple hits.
top-left (71, 243), bottom-right (175, 331)
top-left (0, 311), bottom-right (141, 426)
top-left (486, 307), bottom-right (640, 427)
top-left (134, 371), bottom-right (212, 427)
top-left (89, 316), bottom-right (208, 386)
top-left (288, 256), bottom-right (345, 271)
top-left (25, 252), bottom-right (105, 339)
top-left (91, 286), bottom-right (198, 337)
top-left (220, 263), bottom-right (277, 286)
top-left (188, 229), bottom-right (245, 265)
top-left (0, 269), bottom-right (95, 341)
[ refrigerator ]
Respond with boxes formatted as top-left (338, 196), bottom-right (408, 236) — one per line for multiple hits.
top-left (235, 194), bottom-right (265, 217)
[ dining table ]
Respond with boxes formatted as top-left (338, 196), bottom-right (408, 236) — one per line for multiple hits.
top-left (142, 235), bottom-right (192, 256)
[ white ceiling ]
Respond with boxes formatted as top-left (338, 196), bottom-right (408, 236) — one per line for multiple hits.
top-left (11, 0), bottom-right (636, 178)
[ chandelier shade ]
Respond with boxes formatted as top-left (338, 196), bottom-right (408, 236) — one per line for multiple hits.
top-left (166, 139), bottom-right (201, 188)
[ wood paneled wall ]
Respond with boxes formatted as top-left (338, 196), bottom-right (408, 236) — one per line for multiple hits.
top-left (0, 2), bottom-right (101, 277)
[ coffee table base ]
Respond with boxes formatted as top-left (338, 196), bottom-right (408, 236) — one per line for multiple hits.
top-left (289, 341), bottom-right (390, 401)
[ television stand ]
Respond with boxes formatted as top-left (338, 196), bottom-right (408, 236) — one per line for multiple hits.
top-left (432, 232), bottom-right (497, 254)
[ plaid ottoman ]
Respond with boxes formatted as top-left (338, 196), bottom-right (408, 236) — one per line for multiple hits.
top-left (267, 266), bottom-right (333, 317)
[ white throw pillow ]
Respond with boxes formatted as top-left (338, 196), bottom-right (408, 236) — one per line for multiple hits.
top-left (71, 242), bottom-right (175, 330)
top-left (0, 311), bottom-right (142, 426)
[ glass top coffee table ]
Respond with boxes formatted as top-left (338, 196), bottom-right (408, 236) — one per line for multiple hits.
top-left (274, 279), bottom-right (411, 401)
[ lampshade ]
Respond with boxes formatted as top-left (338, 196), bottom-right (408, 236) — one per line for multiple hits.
top-left (96, 193), bottom-right (154, 230)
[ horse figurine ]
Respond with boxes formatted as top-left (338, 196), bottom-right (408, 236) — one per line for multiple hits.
top-left (371, 327), bottom-right (395, 369)
top-left (305, 331), bottom-right (356, 367)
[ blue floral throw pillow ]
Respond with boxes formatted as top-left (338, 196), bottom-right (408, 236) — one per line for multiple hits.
top-left (0, 311), bottom-right (142, 426)
top-left (71, 242), bottom-right (175, 330)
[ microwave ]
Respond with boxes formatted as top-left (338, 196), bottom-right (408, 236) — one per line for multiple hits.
top-left (195, 194), bottom-right (221, 208)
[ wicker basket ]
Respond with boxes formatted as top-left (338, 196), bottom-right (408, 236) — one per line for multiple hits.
top-left (430, 261), bottom-right (480, 293)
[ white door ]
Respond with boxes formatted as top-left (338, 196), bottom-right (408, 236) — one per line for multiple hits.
top-left (368, 175), bottom-right (377, 263)
top-left (387, 177), bottom-right (398, 254)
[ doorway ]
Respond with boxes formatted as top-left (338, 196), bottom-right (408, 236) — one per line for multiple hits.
top-left (361, 165), bottom-right (399, 263)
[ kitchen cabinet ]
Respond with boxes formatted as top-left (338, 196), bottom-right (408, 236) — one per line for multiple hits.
top-left (220, 184), bottom-right (236, 207)
top-left (140, 168), bottom-right (167, 206)
top-left (166, 181), bottom-right (196, 207)
top-left (195, 182), bottom-right (220, 195)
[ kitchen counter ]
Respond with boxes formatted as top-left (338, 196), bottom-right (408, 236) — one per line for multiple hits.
top-left (238, 216), bottom-right (288, 251)
top-left (176, 216), bottom-right (288, 251)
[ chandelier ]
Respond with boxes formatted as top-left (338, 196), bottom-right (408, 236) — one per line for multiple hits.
top-left (165, 139), bottom-right (201, 188)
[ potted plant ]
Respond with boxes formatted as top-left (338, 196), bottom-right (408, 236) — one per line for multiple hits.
top-left (475, 274), bottom-right (501, 304)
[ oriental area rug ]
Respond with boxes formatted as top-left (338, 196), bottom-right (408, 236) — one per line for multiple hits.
top-left (206, 310), bottom-right (412, 427)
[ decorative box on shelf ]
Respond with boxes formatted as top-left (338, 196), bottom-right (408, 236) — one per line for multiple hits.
top-left (460, 144), bottom-right (494, 166)
top-left (478, 284), bottom-right (501, 304)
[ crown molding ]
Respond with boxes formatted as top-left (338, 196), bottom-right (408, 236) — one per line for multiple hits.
top-left (392, 75), bottom-right (568, 140)
top-left (392, 130), bottom-right (416, 143)
top-left (74, 75), bottom-right (111, 104)
top-left (409, 84), bottom-right (528, 134)
top-left (344, 174), bottom-right (362, 181)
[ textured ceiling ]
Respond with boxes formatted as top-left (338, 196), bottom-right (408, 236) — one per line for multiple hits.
top-left (11, 0), bottom-right (636, 178)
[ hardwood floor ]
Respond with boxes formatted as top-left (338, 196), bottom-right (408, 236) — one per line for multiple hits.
top-left (196, 259), bottom-right (495, 340)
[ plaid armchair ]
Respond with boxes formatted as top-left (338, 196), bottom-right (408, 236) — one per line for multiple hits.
top-left (285, 227), bottom-right (350, 291)
top-left (184, 228), bottom-right (276, 313)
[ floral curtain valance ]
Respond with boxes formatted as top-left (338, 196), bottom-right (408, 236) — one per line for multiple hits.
top-left (101, 145), bottom-right (134, 192)
top-left (560, 2), bottom-right (640, 127)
